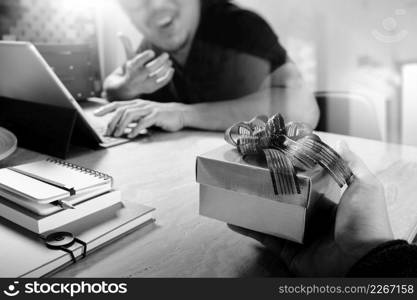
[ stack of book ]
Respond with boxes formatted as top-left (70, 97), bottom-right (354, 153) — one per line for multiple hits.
top-left (0, 159), bottom-right (138, 234)
top-left (0, 159), bottom-right (156, 277)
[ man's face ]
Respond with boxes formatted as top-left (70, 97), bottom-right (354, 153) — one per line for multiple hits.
top-left (119, 0), bottom-right (201, 52)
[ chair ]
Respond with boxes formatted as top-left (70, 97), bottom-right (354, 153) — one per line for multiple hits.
top-left (315, 91), bottom-right (383, 141)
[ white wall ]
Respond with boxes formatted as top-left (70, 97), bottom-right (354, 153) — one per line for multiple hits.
top-left (402, 64), bottom-right (417, 145)
top-left (97, 0), bottom-right (143, 76)
top-left (237, 0), bottom-right (417, 88)
top-left (237, 0), bottom-right (417, 142)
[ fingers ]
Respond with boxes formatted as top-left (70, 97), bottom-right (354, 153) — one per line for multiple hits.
top-left (116, 32), bottom-right (174, 93)
top-left (106, 107), bottom-right (126, 136)
top-left (336, 141), bottom-right (374, 180)
top-left (152, 63), bottom-right (173, 81)
top-left (125, 51), bottom-right (174, 91)
top-left (105, 102), bottom-right (150, 136)
top-left (118, 32), bottom-right (135, 60)
top-left (128, 112), bottom-right (158, 138)
top-left (145, 53), bottom-right (175, 87)
top-left (126, 50), bottom-right (156, 73)
top-left (155, 68), bottom-right (175, 86)
top-left (94, 103), bottom-right (120, 117)
top-left (114, 107), bottom-right (152, 137)
top-left (94, 101), bottom-right (135, 117)
top-left (146, 53), bottom-right (171, 75)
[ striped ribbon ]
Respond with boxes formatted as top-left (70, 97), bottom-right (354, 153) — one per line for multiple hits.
top-left (225, 114), bottom-right (354, 195)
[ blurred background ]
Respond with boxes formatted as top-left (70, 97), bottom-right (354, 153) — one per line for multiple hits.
top-left (1, 0), bottom-right (417, 145)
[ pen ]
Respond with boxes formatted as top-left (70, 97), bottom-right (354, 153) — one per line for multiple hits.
top-left (57, 200), bottom-right (75, 210)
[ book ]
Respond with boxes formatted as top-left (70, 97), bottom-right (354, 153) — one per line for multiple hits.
top-left (0, 159), bottom-right (113, 215)
top-left (0, 200), bottom-right (155, 277)
top-left (0, 191), bottom-right (122, 234)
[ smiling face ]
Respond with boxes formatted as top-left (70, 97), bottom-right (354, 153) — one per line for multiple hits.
top-left (119, 0), bottom-right (201, 53)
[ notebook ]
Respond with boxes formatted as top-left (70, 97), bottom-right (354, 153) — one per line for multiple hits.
top-left (0, 168), bottom-right (70, 203)
top-left (0, 159), bottom-right (113, 215)
top-left (0, 184), bottom-right (112, 216)
top-left (10, 159), bottom-right (113, 196)
top-left (0, 190), bottom-right (122, 234)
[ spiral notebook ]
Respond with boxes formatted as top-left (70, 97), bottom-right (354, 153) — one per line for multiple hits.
top-left (0, 159), bottom-right (113, 215)
top-left (10, 159), bottom-right (113, 197)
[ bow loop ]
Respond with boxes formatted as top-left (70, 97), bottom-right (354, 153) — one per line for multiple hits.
top-left (286, 122), bottom-right (314, 140)
top-left (225, 114), bottom-right (354, 195)
top-left (237, 136), bottom-right (262, 155)
top-left (266, 114), bottom-right (286, 138)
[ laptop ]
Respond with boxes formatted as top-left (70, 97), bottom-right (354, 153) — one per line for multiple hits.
top-left (0, 41), bottom-right (138, 148)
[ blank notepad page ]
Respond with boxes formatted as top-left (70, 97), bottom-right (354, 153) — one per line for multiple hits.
top-left (11, 160), bottom-right (111, 192)
top-left (0, 169), bottom-right (70, 202)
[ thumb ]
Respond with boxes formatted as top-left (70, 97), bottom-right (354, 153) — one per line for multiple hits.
top-left (118, 32), bottom-right (135, 60)
top-left (336, 141), bottom-right (374, 180)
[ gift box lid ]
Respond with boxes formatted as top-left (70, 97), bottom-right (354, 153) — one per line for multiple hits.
top-left (196, 145), bottom-right (328, 208)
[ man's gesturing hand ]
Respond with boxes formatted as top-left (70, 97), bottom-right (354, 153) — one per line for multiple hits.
top-left (106, 33), bottom-right (175, 99)
top-left (229, 142), bottom-right (393, 277)
top-left (94, 100), bottom-right (189, 138)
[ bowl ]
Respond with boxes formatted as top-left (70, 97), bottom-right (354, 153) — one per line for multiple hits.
top-left (0, 127), bottom-right (18, 161)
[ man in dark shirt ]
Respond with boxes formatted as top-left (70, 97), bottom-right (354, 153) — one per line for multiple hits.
top-left (97, 0), bottom-right (319, 137)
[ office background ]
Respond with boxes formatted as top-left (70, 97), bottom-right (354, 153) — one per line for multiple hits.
top-left (1, 0), bottom-right (417, 145)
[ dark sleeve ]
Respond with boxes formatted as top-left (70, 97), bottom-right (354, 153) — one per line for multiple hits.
top-left (202, 4), bottom-right (288, 72)
top-left (347, 240), bottom-right (417, 277)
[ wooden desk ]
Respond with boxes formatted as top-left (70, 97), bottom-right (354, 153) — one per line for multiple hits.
top-left (1, 131), bottom-right (417, 277)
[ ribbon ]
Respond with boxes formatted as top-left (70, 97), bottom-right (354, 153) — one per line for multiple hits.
top-left (225, 114), bottom-right (354, 195)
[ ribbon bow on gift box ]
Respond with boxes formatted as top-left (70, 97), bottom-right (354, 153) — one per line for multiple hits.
top-left (225, 114), bottom-right (354, 195)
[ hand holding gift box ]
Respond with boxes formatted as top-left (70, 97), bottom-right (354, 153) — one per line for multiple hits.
top-left (229, 142), bottom-right (394, 277)
top-left (196, 114), bottom-right (354, 244)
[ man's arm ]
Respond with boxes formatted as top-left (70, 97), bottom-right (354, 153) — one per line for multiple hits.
top-left (95, 62), bottom-right (319, 137)
top-left (347, 240), bottom-right (417, 277)
top-left (182, 62), bottom-right (320, 131)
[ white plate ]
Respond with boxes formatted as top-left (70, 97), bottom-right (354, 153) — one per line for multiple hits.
top-left (0, 127), bottom-right (18, 161)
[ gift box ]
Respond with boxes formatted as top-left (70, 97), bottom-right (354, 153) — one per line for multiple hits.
top-left (196, 114), bottom-right (352, 243)
top-left (197, 145), bottom-right (342, 243)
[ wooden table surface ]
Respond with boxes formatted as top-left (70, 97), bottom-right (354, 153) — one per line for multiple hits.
top-left (1, 130), bottom-right (417, 278)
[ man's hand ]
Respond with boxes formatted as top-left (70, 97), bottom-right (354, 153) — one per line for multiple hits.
top-left (94, 99), bottom-right (189, 138)
top-left (104, 33), bottom-right (175, 100)
top-left (229, 142), bottom-right (393, 277)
